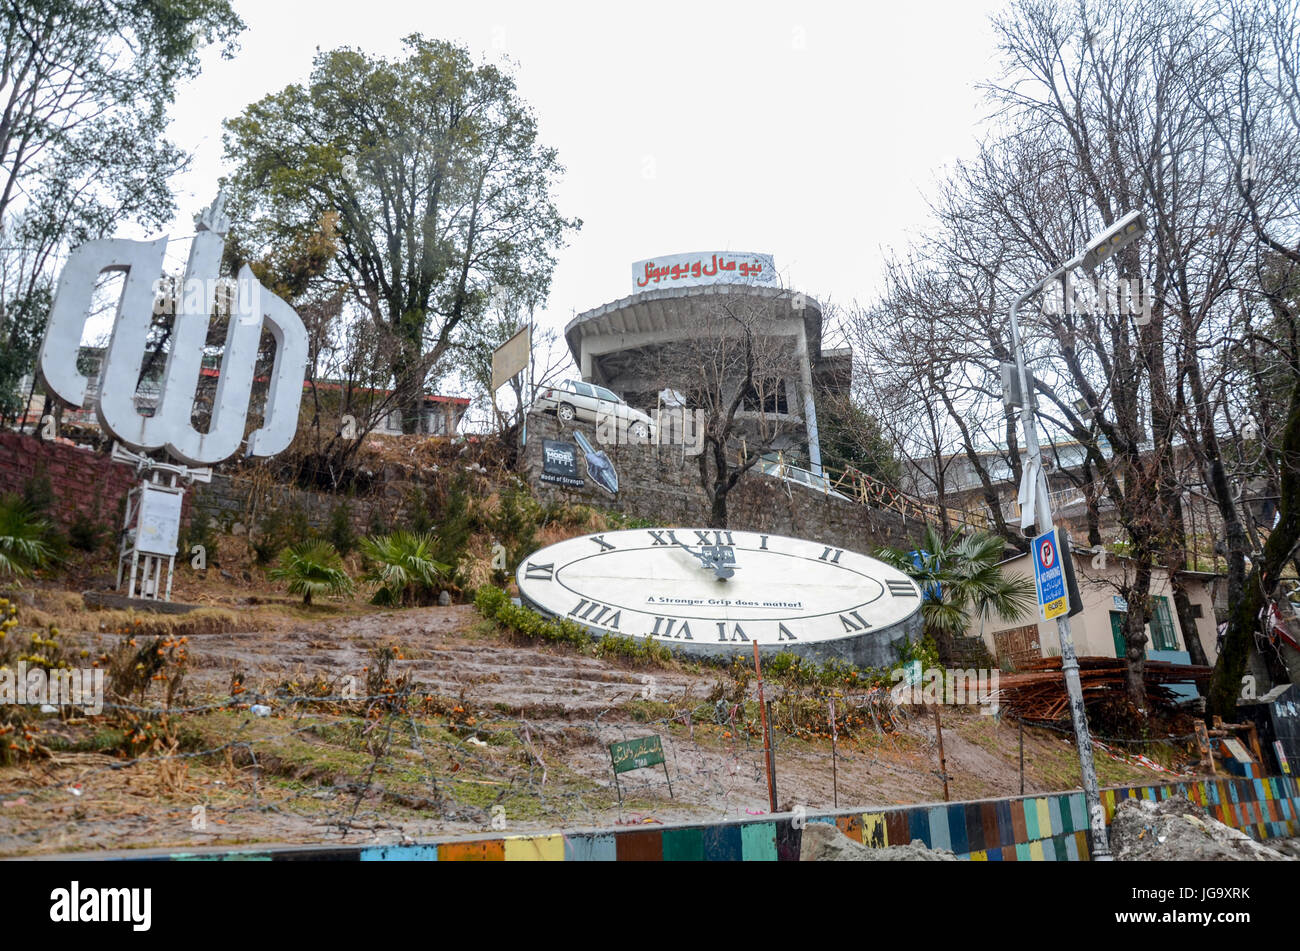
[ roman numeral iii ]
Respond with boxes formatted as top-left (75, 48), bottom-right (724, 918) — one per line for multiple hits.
top-left (568, 599), bottom-right (622, 629)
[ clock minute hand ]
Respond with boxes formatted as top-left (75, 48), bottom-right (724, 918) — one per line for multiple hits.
top-left (674, 540), bottom-right (714, 569)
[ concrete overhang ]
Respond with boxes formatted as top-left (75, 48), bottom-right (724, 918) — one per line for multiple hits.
top-left (564, 284), bottom-right (826, 372)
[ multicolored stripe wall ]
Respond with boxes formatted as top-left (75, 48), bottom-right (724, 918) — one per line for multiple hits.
top-left (127, 775), bottom-right (1298, 862)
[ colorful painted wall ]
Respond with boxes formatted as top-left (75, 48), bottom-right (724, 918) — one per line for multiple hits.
top-left (117, 775), bottom-right (1298, 862)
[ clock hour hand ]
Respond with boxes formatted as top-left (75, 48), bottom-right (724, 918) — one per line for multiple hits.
top-left (675, 540), bottom-right (736, 580)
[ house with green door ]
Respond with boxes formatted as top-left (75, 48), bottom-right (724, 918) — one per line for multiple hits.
top-left (973, 544), bottom-right (1221, 685)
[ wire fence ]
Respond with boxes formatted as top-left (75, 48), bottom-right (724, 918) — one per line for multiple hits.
top-left (0, 671), bottom-right (1208, 855)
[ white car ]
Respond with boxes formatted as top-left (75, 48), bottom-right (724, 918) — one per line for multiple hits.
top-left (534, 379), bottom-right (656, 441)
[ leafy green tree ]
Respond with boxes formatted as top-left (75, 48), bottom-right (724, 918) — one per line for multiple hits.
top-left (0, 0), bottom-right (243, 231)
top-left (815, 392), bottom-right (901, 485)
top-left (0, 281), bottom-right (50, 426)
top-left (360, 530), bottom-right (449, 606)
top-left (0, 0), bottom-right (243, 421)
top-left (269, 540), bottom-right (353, 606)
top-left (876, 525), bottom-right (1035, 661)
top-left (224, 35), bottom-right (580, 432)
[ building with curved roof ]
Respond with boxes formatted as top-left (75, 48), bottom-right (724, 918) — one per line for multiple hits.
top-left (563, 252), bottom-right (851, 476)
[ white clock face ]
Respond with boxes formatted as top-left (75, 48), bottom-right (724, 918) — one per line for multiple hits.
top-left (515, 528), bottom-right (922, 663)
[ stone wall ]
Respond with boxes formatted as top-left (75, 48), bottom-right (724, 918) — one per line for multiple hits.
top-left (521, 411), bottom-right (929, 553)
top-left (1, 412), bottom-right (933, 557)
top-left (192, 472), bottom-right (417, 537)
top-left (0, 431), bottom-right (416, 542)
top-left (0, 432), bottom-right (138, 529)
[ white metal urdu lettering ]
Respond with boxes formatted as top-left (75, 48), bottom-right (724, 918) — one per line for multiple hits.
top-left (39, 237), bottom-right (168, 411)
top-left (37, 195), bottom-right (308, 467)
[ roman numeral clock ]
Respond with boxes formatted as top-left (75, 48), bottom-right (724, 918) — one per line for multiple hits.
top-left (516, 528), bottom-right (923, 667)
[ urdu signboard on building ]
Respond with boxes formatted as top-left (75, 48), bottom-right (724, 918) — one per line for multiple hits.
top-left (631, 251), bottom-right (777, 294)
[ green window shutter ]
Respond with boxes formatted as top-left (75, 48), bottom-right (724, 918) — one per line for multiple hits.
top-left (1150, 596), bottom-right (1178, 651)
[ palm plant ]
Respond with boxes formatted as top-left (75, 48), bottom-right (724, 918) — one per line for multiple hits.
top-left (269, 540), bottom-right (354, 606)
top-left (875, 525), bottom-right (1036, 658)
top-left (360, 530), bottom-right (449, 606)
top-left (0, 494), bottom-right (57, 578)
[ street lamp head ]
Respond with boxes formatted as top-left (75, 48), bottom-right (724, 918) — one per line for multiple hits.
top-left (1080, 210), bottom-right (1145, 275)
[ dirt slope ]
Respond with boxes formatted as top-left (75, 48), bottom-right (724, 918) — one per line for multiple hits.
top-left (0, 605), bottom-right (1194, 856)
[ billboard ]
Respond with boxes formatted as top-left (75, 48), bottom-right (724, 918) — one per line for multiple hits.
top-left (539, 439), bottom-right (584, 488)
top-left (491, 324), bottom-right (530, 392)
top-left (631, 251), bottom-right (777, 294)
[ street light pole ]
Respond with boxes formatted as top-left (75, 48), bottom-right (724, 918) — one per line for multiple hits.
top-left (1004, 210), bottom-right (1144, 863)
top-left (1007, 278), bottom-right (1111, 861)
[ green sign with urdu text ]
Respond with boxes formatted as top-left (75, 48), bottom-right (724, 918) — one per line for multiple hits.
top-left (609, 734), bottom-right (665, 775)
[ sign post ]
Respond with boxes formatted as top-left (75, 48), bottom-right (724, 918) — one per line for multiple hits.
top-left (608, 734), bottom-right (672, 805)
top-left (1031, 528), bottom-right (1071, 621)
top-left (491, 324), bottom-right (530, 436)
top-left (491, 325), bottom-right (531, 395)
top-left (1004, 218), bottom-right (1147, 859)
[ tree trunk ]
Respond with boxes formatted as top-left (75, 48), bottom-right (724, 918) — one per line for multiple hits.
top-left (1171, 577), bottom-right (1209, 667)
top-left (1210, 382), bottom-right (1300, 715)
top-left (1081, 457), bottom-right (1102, 546)
top-left (709, 491), bottom-right (728, 530)
top-left (1124, 566), bottom-right (1153, 708)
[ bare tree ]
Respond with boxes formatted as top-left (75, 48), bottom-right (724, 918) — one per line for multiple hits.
top-left (646, 290), bottom-right (806, 528)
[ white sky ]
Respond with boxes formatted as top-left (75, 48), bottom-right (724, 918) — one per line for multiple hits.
top-left (150, 0), bottom-right (1009, 347)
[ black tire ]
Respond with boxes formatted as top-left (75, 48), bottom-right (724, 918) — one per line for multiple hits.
top-left (557, 403), bottom-right (576, 422)
top-left (630, 421), bottom-right (649, 440)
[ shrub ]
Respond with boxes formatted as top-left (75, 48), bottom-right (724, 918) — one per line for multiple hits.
top-left (0, 493), bottom-right (58, 577)
top-left (432, 475), bottom-right (474, 576)
top-left (360, 531), bottom-right (449, 606)
top-left (68, 512), bottom-right (109, 553)
top-left (20, 473), bottom-right (54, 514)
top-left (326, 502), bottom-right (358, 557)
top-left (183, 503), bottom-right (219, 568)
top-left (252, 501), bottom-right (312, 564)
top-left (474, 585), bottom-right (592, 649)
top-left (474, 586), bottom-right (676, 666)
top-left (269, 540), bottom-right (354, 606)
top-left (486, 480), bottom-right (540, 579)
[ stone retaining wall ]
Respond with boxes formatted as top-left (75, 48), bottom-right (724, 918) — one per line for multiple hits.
top-left (0, 432), bottom-right (138, 529)
top-left (521, 410), bottom-right (928, 553)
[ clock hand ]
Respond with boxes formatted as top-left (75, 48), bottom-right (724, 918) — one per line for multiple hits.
top-left (674, 540), bottom-right (714, 568)
top-left (674, 540), bottom-right (737, 580)
top-left (709, 545), bottom-right (736, 580)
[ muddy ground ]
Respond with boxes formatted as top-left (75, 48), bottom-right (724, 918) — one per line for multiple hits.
top-left (0, 603), bottom-right (1197, 857)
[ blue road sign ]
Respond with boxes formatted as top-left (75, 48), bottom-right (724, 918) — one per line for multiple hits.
top-left (1032, 528), bottom-right (1070, 621)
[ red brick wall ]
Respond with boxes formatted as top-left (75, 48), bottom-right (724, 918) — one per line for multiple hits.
top-left (0, 432), bottom-right (139, 529)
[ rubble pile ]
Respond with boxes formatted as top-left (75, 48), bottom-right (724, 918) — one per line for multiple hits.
top-left (1110, 796), bottom-right (1295, 861)
top-left (799, 821), bottom-right (957, 861)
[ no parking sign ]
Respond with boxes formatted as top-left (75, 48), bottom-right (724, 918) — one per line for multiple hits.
top-left (1032, 528), bottom-right (1071, 621)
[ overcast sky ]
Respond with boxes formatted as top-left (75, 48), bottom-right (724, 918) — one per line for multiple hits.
top-left (154, 0), bottom-right (1010, 345)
